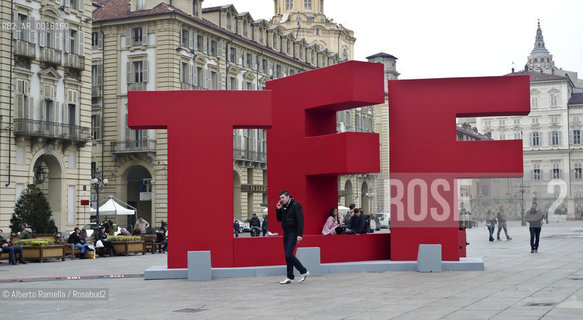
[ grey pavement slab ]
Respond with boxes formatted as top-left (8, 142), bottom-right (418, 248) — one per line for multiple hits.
top-left (0, 220), bottom-right (583, 319)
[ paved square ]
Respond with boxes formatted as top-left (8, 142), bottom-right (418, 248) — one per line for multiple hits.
top-left (1, 220), bottom-right (582, 319)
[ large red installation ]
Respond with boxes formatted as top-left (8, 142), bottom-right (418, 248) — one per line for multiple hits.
top-left (128, 61), bottom-right (530, 268)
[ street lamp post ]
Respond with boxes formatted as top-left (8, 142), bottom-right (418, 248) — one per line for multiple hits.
top-left (515, 177), bottom-right (530, 226)
top-left (91, 168), bottom-right (108, 224)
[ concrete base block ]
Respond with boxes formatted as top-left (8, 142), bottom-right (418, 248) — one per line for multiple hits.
top-left (144, 265), bottom-right (187, 280)
top-left (443, 257), bottom-right (485, 271)
top-left (188, 251), bottom-right (211, 281)
top-left (417, 244), bottom-right (442, 273)
top-left (212, 266), bottom-right (285, 278)
top-left (295, 247), bottom-right (321, 276)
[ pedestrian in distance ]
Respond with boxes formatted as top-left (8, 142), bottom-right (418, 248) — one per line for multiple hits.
top-left (276, 190), bottom-right (309, 284)
top-left (496, 206), bottom-right (512, 241)
top-left (261, 216), bottom-right (268, 236)
top-left (525, 202), bottom-right (545, 253)
top-left (485, 209), bottom-right (497, 242)
top-left (234, 219), bottom-right (240, 238)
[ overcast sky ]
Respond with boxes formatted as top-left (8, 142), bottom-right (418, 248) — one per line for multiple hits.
top-left (203, 0), bottom-right (583, 80)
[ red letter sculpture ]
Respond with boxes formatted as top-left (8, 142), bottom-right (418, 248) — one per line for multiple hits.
top-left (129, 91), bottom-right (271, 268)
top-left (388, 76), bottom-right (530, 260)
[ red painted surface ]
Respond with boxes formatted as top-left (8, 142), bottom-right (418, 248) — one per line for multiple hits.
top-left (128, 91), bottom-right (272, 268)
top-left (388, 76), bottom-right (530, 261)
top-left (266, 61), bottom-right (385, 237)
top-left (233, 233), bottom-right (390, 267)
top-left (128, 64), bottom-right (529, 269)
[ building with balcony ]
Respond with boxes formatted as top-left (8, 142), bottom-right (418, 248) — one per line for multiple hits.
top-left (0, 0), bottom-right (92, 232)
top-left (476, 22), bottom-right (583, 219)
top-left (91, 0), bottom-right (372, 227)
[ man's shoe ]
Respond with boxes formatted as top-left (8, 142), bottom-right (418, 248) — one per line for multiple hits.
top-left (9, 260), bottom-right (17, 265)
top-left (19, 261), bottom-right (26, 264)
top-left (531, 250), bottom-right (534, 253)
top-left (507, 237), bottom-right (512, 240)
top-left (279, 278), bottom-right (293, 284)
top-left (298, 271), bottom-right (310, 283)
top-left (497, 238), bottom-right (501, 241)
top-left (534, 249), bottom-right (538, 253)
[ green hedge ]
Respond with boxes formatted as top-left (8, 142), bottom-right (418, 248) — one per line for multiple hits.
top-left (15, 239), bottom-right (55, 246)
top-left (108, 236), bottom-right (142, 242)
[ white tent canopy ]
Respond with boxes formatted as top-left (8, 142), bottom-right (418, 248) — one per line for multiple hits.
top-left (90, 197), bottom-right (136, 215)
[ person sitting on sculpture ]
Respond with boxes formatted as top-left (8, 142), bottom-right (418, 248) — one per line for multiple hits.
top-left (345, 208), bottom-right (367, 234)
top-left (95, 226), bottom-right (117, 256)
top-left (322, 208), bottom-right (344, 235)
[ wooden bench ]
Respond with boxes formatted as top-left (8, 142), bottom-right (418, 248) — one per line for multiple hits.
top-left (141, 235), bottom-right (157, 254)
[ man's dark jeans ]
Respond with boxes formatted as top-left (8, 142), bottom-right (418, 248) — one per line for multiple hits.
top-left (3, 246), bottom-right (24, 263)
top-left (529, 227), bottom-right (541, 250)
top-left (283, 232), bottom-right (307, 279)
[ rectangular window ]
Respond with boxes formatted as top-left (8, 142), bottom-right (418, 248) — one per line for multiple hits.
top-left (70, 29), bottom-right (77, 54)
top-left (533, 163), bottom-right (541, 180)
top-left (211, 71), bottom-right (217, 90)
top-left (532, 97), bottom-right (539, 108)
top-left (211, 40), bottom-right (217, 56)
top-left (230, 77), bottom-right (237, 90)
top-left (532, 132), bottom-right (541, 146)
top-left (305, 0), bottom-right (312, 10)
top-left (575, 163), bottom-right (582, 179)
top-left (551, 94), bottom-right (558, 106)
top-left (286, 0), bottom-right (293, 10)
top-left (91, 114), bottom-right (101, 140)
top-left (133, 27), bottom-right (143, 46)
top-left (92, 32), bottom-right (100, 49)
top-left (573, 130), bottom-right (581, 145)
top-left (499, 119), bottom-right (505, 126)
top-left (514, 132), bottom-right (522, 140)
top-left (134, 61), bottom-right (144, 83)
top-left (551, 131), bottom-right (560, 146)
top-left (229, 47), bottom-right (236, 62)
top-left (137, 0), bottom-right (145, 10)
top-left (551, 116), bottom-right (559, 124)
top-left (180, 62), bottom-right (189, 83)
top-left (181, 28), bottom-right (189, 47)
top-left (16, 14), bottom-right (27, 41)
top-left (193, 0), bottom-right (198, 16)
top-left (246, 53), bottom-right (252, 68)
top-left (532, 117), bottom-right (539, 124)
top-left (514, 119), bottom-right (520, 125)
top-left (553, 163), bottom-right (561, 179)
top-left (499, 133), bottom-right (506, 140)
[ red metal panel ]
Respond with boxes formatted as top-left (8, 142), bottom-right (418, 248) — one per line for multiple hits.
top-left (388, 76), bottom-right (530, 261)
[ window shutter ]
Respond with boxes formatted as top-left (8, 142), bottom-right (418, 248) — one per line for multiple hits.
top-left (28, 17), bottom-right (36, 44)
top-left (188, 30), bottom-right (193, 49)
top-left (217, 72), bottom-right (222, 89)
top-left (193, 32), bottom-right (198, 51)
top-left (206, 69), bottom-right (211, 89)
top-left (143, 60), bottom-right (149, 83)
top-left (125, 115), bottom-right (131, 140)
top-left (227, 76), bottom-right (231, 90)
top-left (529, 132), bottom-right (533, 146)
top-left (55, 30), bottom-right (62, 50)
top-left (79, 0), bottom-right (84, 11)
top-left (97, 64), bottom-right (103, 85)
top-left (558, 132), bottom-right (562, 145)
top-left (39, 30), bottom-right (46, 47)
top-left (179, 63), bottom-right (183, 84)
top-left (194, 67), bottom-right (199, 87)
top-left (27, 96), bottom-right (33, 119)
top-left (24, 80), bottom-right (30, 95)
top-left (126, 61), bottom-right (132, 84)
top-left (15, 94), bottom-right (23, 118)
top-left (126, 28), bottom-right (131, 47)
top-left (203, 35), bottom-right (208, 53)
top-left (569, 131), bottom-right (574, 145)
top-left (143, 25), bottom-right (148, 45)
top-left (78, 31), bottom-right (84, 56)
top-left (64, 29), bottom-right (70, 53)
top-left (217, 40), bottom-right (223, 57)
top-left (548, 132), bottom-right (552, 146)
top-left (189, 64), bottom-right (194, 85)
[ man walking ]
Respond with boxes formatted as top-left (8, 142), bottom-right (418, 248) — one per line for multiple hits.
top-left (276, 190), bottom-right (309, 284)
top-left (496, 206), bottom-right (512, 241)
top-left (525, 202), bottom-right (545, 253)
